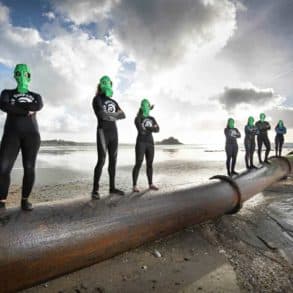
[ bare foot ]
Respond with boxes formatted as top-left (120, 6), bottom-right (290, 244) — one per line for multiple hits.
top-left (133, 186), bottom-right (140, 192)
top-left (149, 184), bottom-right (159, 191)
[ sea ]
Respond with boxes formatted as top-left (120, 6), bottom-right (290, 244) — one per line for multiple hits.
top-left (8, 143), bottom-right (292, 187)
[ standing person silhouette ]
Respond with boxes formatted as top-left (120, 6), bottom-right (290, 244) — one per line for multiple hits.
top-left (132, 99), bottom-right (159, 192)
top-left (244, 116), bottom-right (258, 169)
top-left (224, 118), bottom-right (241, 177)
top-left (255, 113), bottom-right (271, 164)
top-left (0, 64), bottom-right (43, 211)
top-left (275, 120), bottom-right (287, 157)
top-left (92, 76), bottom-right (126, 199)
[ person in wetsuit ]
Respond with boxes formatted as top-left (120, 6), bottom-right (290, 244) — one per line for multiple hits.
top-left (92, 76), bottom-right (125, 199)
top-left (255, 113), bottom-right (271, 164)
top-left (275, 120), bottom-right (287, 157)
top-left (0, 64), bottom-right (43, 210)
top-left (224, 118), bottom-right (241, 177)
top-left (132, 99), bottom-right (159, 192)
top-left (244, 116), bottom-right (258, 169)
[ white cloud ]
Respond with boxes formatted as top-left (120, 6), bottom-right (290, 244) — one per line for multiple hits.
top-left (43, 11), bottom-right (56, 21)
top-left (1, 1), bottom-right (292, 144)
top-left (0, 3), bottom-right (9, 23)
top-left (53, 0), bottom-right (238, 70)
top-left (0, 3), bottom-right (123, 141)
top-left (51, 0), bottom-right (117, 25)
top-left (79, 0), bottom-right (240, 143)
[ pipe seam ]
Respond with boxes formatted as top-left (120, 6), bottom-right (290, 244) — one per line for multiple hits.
top-left (209, 175), bottom-right (242, 214)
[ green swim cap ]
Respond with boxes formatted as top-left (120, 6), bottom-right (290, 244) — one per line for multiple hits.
top-left (99, 75), bottom-right (113, 97)
top-left (248, 116), bottom-right (254, 127)
top-left (14, 64), bottom-right (31, 94)
top-left (228, 118), bottom-right (235, 129)
top-left (140, 99), bottom-right (151, 117)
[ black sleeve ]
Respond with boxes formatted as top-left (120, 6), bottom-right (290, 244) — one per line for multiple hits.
top-left (92, 96), bottom-right (115, 122)
top-left (256, 121), bottom-right (265, 132)
top-left (255, 122), bottom-right (261, 134)
top-left (245, 126), bottom-right (255, 136)
top-left (245, 126), bottom-right (249, 136)
top-left (224, 128), bottom-right (229, 138)
top-left (266, 122), bottom-right (271, 130)
top-left (107, 100), bottom-right (126, 120)
top-left (0, 90), bottom-right (28, 116)
top-left (146, 117), bottom-right (160, 133)
top-left (250, 126), bottom-right (258, 135)
top-left (16, 94), bottom-right (43, 111)
top-left (235, 128), bottom-right (241, 138)
top-left (135, 115), bottom-right (145, 134)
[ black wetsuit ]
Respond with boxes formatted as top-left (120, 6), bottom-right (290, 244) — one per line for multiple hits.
top-left (244, 125), bottom-right (258, 169)
top-left (92, 94), bottom-right (125, 192)
top-left (275, 126), bottom-right (286, 157)
top-left (255, 121), bottom-right (271, 163)
top-left (224, 127), bottom-right (241, 176)
top-left (0, 89), bottom-right (43, 200)
top-left (132, 112), bottom-right (159, 186)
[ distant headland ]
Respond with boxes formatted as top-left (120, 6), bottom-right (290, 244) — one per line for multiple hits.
top-left (41, 140), bottom-right (95, 146)
top-left (41, 138), bottom-right (184, 146)
top-left (156, 137), bottom-right (183, 145)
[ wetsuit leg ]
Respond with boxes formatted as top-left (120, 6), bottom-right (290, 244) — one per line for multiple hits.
top-left (108, 133), bottom-right (118, 190)
top-left (225, 145), bottom-right (232, 176)
top-left (263, 136), bottom-right (271, 161)
top-left (20, 133), bottom-right (41, 198)
top-left (244, 140), bottom-right (250, 169)
top-left (275, 136), bottom-right (278, 156)
top-left (93, 129), bottom-right (108, 192)
top-left (132, 142), bottom-right (146, 186)
top-left (279, 135), bottom-right (284, 156)
top-left (250, 141), bottom-right (255, 167)
top-left (231, 144), bottom-right (238, 173)
top-left (0, 132), bottom-right (21, 200)
top-left (257, 136), bottom-right (263, 163)
top-left (145, 143), bottom-right (155, 185)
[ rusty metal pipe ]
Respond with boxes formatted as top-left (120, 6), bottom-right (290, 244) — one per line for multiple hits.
top-left (0, 155), bottom-right (292, 292)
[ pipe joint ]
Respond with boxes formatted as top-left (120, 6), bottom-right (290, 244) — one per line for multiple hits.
top-left (210, 175), bottom-right (242, 214)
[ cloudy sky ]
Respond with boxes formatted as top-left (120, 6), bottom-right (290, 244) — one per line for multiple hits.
top-left (0, 0), bottom-right (292, 144)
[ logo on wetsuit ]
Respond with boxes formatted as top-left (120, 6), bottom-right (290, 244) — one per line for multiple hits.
top-left (11, 93), bottom-right (34, 105)
top-left (103, 100), bottom-right (116, 113)
top-left (142, 118), bottom-right (153, 130)
top-left (230, 129), bottom-right (238, 137)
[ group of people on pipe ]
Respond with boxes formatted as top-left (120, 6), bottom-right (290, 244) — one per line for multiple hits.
top-left (225, 115), bottom-right (287, 177)
top-left (0, 63), bottom-right (289, 210)
top-left (91, 75), bottom-right (159, 200)
top-left (0, 64), bottom-right (159, 210)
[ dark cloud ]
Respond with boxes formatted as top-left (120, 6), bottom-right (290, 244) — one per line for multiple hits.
top-left (218, 86), bottom-right (282, 110)
top-left (220, 0), bottom-right (293, 96)
top-left (111, 0), bottom-right (237, 67)
top-left (52, 0), bottom-right (238, 68)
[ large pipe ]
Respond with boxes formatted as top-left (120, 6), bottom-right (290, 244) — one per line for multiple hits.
top-left (0, 155), bottom-right (292, 292)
